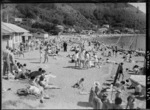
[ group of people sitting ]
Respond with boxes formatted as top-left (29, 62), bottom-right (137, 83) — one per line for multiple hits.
top-left (88, 80), bottom-right (138, 109)
top-left (17, 67), bottom-right (60, 103)
top-left (126, 64), bottom-right (144, 75)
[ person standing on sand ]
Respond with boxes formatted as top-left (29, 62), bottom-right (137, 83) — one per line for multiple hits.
top-left (79, 49), bottom-right (86, 69)
top-left (63, 42), bottom-right (67, 52)
top-left (112, 45), bottom-right (115, 56)
top-left (43, 47), bottom-right (49, 63)
top-left (3, 46), bottom-right (10, 76)
top-left (113, 63), bottom-right (124, 85)
top-left (8, 49), bottom-right (17, 77)
top-left (93, 53), bottom-right (99, 68)
top-left (85, 51), bottom-right (90, 69)
top-left (117, 63), bottom-right (124, 81)
top-left (74, 50), bottom-right (79, 68)
top-left (39, 44), bottom-right (43, 63)
top-left (114, 45), bottom-right (118, 57)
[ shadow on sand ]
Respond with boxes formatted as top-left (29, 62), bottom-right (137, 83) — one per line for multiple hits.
top-left (77, 101), bottom-right (91, 108)
top-left (15, 58), bottom-right (38, 61)
top-left (63, 66), bottom-right (80, 70)
top-left (136, 96), bottom-right (146, 101)
top-left (106, 79), bottom-right (114, 82)
top-left (30, 62), bottom-right (41, 64)
top-left (128, 72), bottom-right (136, 75)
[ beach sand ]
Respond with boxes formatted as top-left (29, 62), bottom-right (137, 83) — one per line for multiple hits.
top-left (2, 44), bottom-right (146, 109)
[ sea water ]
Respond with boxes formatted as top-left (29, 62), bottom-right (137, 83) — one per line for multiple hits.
top-left (94, 34), bottom-right (146, 51)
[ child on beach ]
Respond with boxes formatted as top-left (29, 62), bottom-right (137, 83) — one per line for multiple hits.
top-left (93, 53), bottom-right (99, 68)
top-left (126, 95), bottom-right (137, 109)
top-left (39, 45), bottom-right (43, 63)
top-left (43, 47), bottom-right (49, 63)
top-left (112, 97), bottom-right (124, 109)
top-left (74, 50), bottom-right (79, 68)
top-left (79, 49), bottom-right (86, 69)
top-left (85, 51), bottom-right (90, 69)
top-left (72, 78), bottom-right (84, 90)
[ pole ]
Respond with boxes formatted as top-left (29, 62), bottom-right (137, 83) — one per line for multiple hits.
top-left (135, 6), bottom-right (139, 51)
top-left (7, 13), bottom-right (9, 23)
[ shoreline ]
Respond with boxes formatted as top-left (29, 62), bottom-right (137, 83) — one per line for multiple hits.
top-left (59, 34), bottom-right (146, 38)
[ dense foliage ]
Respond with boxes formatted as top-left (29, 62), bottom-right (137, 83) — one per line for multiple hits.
top-left (2, 3), bottom-right (146, 34)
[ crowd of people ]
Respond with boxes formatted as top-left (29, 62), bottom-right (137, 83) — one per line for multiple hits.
top-left (87, 76), bottom-right (145, 109)
top-left (2, 35), bottom-right (145, 108)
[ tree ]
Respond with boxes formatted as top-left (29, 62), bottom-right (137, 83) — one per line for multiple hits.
top-left (63, 15), bottom-right (75, 26)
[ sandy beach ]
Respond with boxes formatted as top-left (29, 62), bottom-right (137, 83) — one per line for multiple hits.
top-left (2, 43), bottom-right (146, 109)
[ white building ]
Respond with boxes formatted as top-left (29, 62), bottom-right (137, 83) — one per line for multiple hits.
top-left (102, 24), bottom-right (110, 29)
top-left (14, 18), bottom-right (23, 22)
top-left (2, 22), bottom-right (30, 50)
top-left (33, 32), bottom-right (49, 39)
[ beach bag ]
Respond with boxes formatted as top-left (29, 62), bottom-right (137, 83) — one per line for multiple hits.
top-left (17, 88), bottom-right (28, 96)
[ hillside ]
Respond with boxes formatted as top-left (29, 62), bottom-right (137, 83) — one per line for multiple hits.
top-left (2, 3), bottom-right (146, 34)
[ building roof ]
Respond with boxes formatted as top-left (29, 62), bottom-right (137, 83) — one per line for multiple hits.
top-left (2, 28), bottom-right (13, 35)
top-left (98, 28), bottom-right (108, 32)
top-left (2, 22), bottom-right (29, 33)
top-left (22, 32), bottom-right (33, 36)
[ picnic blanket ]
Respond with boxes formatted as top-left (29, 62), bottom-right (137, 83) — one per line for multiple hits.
top-left (129, 75), bottom-right (146, 88)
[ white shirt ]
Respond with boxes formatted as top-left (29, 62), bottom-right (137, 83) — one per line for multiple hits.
top-left (85, 53), bottom-right (90, 60)
top-left (74, 53), bottom-right (79, 61)
top-left (28, 86), bottom-right (43, 95)
top-left (94, 55), bottom-right (98, 62)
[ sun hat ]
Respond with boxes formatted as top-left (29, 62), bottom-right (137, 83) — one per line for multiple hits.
top-left (94, 81), bottom-right (100, 86)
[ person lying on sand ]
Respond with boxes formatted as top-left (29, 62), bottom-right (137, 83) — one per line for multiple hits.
top-left (126, 65), bottom-right (141, 74)
top-left (70, 46), bottom-right (76, 51)
top-left (72, 78), bottom-right (84, 90)
top-left (38, 74), bottom-right (60, 89)
top-left (105, 58), bottom-right (116, 64)
top-left (67, 54), bottom-right (75, 63)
